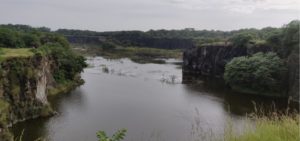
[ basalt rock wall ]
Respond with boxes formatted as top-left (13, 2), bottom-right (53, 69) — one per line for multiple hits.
top-left (182, 45), bottom-right (272, 81)
top-left (0, 55), bottom-right (83, 140)
top-left (0, 56), bottom-right (56, 140)
top-left (182, 45), bottom-right (299, 102)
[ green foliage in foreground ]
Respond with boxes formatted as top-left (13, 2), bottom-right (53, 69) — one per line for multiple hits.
top-left (96, 115), bottom-right (299, 141)
top-left (224, 52), bottom-right (286, 96)
top-left (97, 129), bottom-right (127, 141)
top-left (225, 115), bottom-right (299, 141)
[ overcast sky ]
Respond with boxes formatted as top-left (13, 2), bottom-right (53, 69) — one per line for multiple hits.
top-left (0, 0), bottom-right (299, 31)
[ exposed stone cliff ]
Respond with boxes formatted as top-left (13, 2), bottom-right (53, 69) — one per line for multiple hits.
top-left (0, 56), bottom-right (54, 140)
top-left (182, 45), bottom-right (272, 81)
top-left (0, 55), bottom-right (83, 140)
top-left (182, 45), bottom-right (299, 101)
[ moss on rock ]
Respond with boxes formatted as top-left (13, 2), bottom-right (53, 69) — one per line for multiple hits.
top-left (0, 54), bottom-right (84, 139)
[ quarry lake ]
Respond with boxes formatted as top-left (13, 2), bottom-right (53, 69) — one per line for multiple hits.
top-left (11, 57), bottom-right (288, 141)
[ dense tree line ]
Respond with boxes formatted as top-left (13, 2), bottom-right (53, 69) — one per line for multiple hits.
top-left (0, 25), bottom-right (65, 48)
top-left (1, 21), bottom-right (295, 50)
top-left (56, 25), bottom-right (286, 48)
top-left (224, 20), bottom-right (299, 96)
top-left (56, 27), bottom-right (280, 41)
top-left (1, 22), bottom-right (292, 50)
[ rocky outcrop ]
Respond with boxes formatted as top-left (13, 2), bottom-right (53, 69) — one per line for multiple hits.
top-left (182, 45), bottom-right (272, 82)
top-left (182, 45), bottom-right (299, 101)
top-left (0, 56), bottom-right (54, 127)
top-left (35, 57), bottom-right (53, 105)
top-left (0, 55), bottom-right (83, 140)
top-left (0, 56), bottom-right (54, 140)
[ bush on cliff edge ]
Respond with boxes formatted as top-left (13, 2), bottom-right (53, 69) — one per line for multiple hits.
top-left (224, 52), bottom-right (286, 96)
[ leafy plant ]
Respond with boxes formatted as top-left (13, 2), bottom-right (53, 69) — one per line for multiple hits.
top-left (34, 43), bottom-right (87, 83)
top-left (96, 129), bottom-right (127, 141)
top-left (224, 52), bottom-right (286, 96)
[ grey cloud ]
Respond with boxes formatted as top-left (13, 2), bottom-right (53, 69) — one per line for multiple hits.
top-left (0, 0), bottom-right (298, 31)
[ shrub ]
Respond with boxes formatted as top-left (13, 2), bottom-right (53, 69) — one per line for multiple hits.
top-left (34, 43), bottom-right (87, 83)
top-left (40, 33), bottom-right (69, 48)
top-left (224, 52), bottom-right (286, 96)
top-left (96, 129), bottom-right (127, 141)
top-left (0, 28), bottom-right (21, 48)
top-left (22, 34), bottom-right (40, 47)
top-left (229, 33), bottom-right (254, 48)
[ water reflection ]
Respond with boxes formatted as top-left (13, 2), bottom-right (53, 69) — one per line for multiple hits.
top-left (184, 81), bottom-right (290, 116)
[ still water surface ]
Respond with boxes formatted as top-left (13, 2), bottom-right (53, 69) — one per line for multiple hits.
top-left (12, 57), bottom-right (287, 141)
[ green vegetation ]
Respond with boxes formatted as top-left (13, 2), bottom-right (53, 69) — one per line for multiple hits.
top-left (223, 20), bottom-right (299, 96)
top-left (267, 20), bottom-right (299, 58)
top-left (0, 24), bottom-right (85, 80)
top-left (56, 23), bottom-right (289, 49)
top-left (48, 79), bottom-right (84, 96)
top-left (224, 115), bottom-right (299, 141)
top-left (0, 21), bottom-right (298, 141)
top-left (95, 113), bottom-right (299, 141)
top-left (97, 129), bottom-right (127, 141)
top-left (0, 99), bottom-right (9, 127)
top-left (1, 24), bottom-right (87, 84)
top-left (229, 33), bottom-right (254, 48)
top-left (2, 20), bottom-right (296, 51)
top-left (73, 44), bottom-right (181, 63)
top-left (0, 24), bottom-right (87, 141)
top-left (0, 24), bottom-right (68, 49)
top-left (33, 43), bottom-right (87, 83)
top-left (224, 52), bottom-right (286, 96)
top-left (0, 48), bottom-right (33, 61)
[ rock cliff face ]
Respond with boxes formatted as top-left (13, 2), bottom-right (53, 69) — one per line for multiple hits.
top-left (35, 57), bottom-right (53, 105)
top-left (182, 45), bottom-right (299, 101)
top-left (182, 45), bottom-right (272, 82)
top-left (0, 55), bottom-right (80, 140)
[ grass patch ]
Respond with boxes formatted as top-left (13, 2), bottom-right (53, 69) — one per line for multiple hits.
top-left (0, 48), bottom-right (33, 61)
top-left (225, 115), bottom-right (299, 141)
